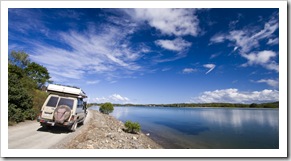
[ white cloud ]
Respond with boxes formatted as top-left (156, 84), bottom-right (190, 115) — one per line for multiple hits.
top-left (256, 79), bottom-right (278, 88)
top-left (86, 80), bottom-right (100, 85)
top-left (132, 8), bottom-right (200, 36)
top-left (95, 94), bottom-right (130, 103)
top-left (241, 50), bottom-right (278, 72)
top-left (209, 15), bottom-right (279, 72)
top-left (182, 68), bottom-right (196, 74)
top-left (191, 88), bottom-right (279, 104)
top-left (109, 94), bottom-right (129, 102)
top-left (29, 23), bottom-right (147, 83)
top-left (203, 64), bottom-right (216, 74)
top-left (267, 38), bottom-right (279, 45)
top-left (155, 38), bottom-right (191, 51)
top-left (209, 34), bottom-right (227, 44)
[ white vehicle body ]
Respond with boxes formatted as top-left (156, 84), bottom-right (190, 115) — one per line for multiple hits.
top-left (37, 84), bottom-right (87, 131)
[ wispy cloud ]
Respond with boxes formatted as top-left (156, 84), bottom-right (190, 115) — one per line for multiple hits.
top-left (155, 38), bottom-right (191, 51)
top-left (191, 88), bottom-right (278, 103)
top-left (203, 64), bottom-right (216, 74)
top-left (86, 80), bottom-right (100, 85)
top-left (9, 9), bottom-right (49, 36)
top-left (209, 33), bottom-right (227, 44)
top-left (131, 8), bottom-right (200, 36)
top-left (241, 50), bottom-right (278, 72)
top-left (256, 79), bottom-right (278, 88)
top-left (95, 94), bottom-right (130, 103)
top-left (182, 68), bottom-right (197, 74)
top-left (267, 38), bottom-right (279, 45)
top-left (28, 23), bottom-right (148, 83)
top-left (209, 13), bottom-right (279, 72)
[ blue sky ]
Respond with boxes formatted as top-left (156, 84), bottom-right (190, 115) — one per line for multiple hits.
top-left (8, 8), bottom-right (279, 104)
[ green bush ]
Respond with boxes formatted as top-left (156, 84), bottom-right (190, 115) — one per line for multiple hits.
top-left (8, 105), bottom-right (25, 123)
top-left (124, 121), bottom-right (141, 134)
top-left (24, 108), bottom-right (38, 120)
top-left (99, 102), bottom-right (114, 114)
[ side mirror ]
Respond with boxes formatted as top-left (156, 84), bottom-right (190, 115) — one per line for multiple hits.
top-left (83, 102), bottom-right (87, 110)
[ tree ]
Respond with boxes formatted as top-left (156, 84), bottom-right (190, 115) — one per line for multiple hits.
top-left (25, 62), bottom-right (51, 88)
top-left (8, 72), bottom-right (33, 123)
top-left (99, 102), bottom-right (114, 114)
top-left (249, 103), bottom-right (258, 108)
top-left (8, 50), bottom-right (52, 124)
top-left (9, 50), bottom-right (30, 68)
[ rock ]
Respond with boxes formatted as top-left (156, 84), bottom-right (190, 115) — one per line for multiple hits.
top-left (132, 136), bottom-right (138, 140)
top-left (60, 110), bottom-right (162, 149)
top-left (87, 144), bottom-right (94, 149)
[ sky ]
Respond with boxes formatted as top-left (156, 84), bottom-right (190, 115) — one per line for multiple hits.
top-left (8, 8), bottom-right (279, 104)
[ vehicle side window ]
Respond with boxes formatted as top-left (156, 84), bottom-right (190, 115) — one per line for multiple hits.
top-left (57, 98), bottom-right (74, 109)
top-left (46, 96), bottom-right (59, 107)
top-left (77, 98), bottom-right (83, 108)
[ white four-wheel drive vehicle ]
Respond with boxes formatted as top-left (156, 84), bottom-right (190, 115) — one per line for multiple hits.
top-left (37, 84), bottom-right (87, 132)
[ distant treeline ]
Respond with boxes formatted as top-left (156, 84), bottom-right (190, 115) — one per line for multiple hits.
top-left (88, 101), bottom-right (279, 108)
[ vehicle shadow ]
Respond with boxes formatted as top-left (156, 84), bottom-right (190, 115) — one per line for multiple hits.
top-left (37, 126), bottom-right (71, 134)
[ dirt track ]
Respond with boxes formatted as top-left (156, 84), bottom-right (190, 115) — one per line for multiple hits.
top-left (8, 110), bottom-right (162, 149)
top-left (8, 111), bottom-right (91, 149)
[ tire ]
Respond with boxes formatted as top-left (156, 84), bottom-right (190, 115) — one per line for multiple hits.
top-left (70, 122), bottom-right (78, 132)
top-left (41, 123), bottom-right (51, 130)
top-left (79, 113), bottom-right (87, 125)
top-left (54, 105), bottom-right (71, 124)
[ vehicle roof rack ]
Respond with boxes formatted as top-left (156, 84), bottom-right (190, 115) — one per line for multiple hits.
top-left (47, 84), bottom-right (87, 98)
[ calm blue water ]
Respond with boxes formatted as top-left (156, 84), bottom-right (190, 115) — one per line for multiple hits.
top-left (91, 106), bottom-right (279, 149)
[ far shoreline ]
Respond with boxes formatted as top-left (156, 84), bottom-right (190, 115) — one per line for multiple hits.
top-left (88, 101), bottom-right (279, 109)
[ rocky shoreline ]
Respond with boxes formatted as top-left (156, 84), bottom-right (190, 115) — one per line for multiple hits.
top-left (54, 109), bottom-right (163, 149)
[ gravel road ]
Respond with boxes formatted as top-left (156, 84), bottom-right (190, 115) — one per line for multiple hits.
top-left (8, 110), bottom-right (162, 149)
top-left (8, 111), bottom-right (90, 149)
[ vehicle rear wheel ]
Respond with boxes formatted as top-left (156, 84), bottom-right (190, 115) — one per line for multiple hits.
top-left (41, 123), bottom-right (51, 130)
top-left (70, 122), bottom-right (78, 132)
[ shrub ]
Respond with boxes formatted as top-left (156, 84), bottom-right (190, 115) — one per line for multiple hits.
top-left (124, 121), bottom-right (141, 134)
top-left (99, 102), bottom-right (114, 114)
top-left (24, 108), bottom-right (38, 120)
top-left (8, 104), bottom-right (25, 123)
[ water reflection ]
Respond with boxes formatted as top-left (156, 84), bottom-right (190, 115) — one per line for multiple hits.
top-left (154, 120), bottom-right (209, 135)
top-left (198, 108), bottom-right (278, 130)
top-left (91, 106), bottom-right (279, 148)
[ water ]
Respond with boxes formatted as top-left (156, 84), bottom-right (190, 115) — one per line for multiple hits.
top-left (91, 106), bottom-right (279, 149)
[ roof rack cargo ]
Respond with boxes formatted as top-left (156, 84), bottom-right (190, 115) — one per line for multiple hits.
top-left (47, 84), bottom-right (87, 98)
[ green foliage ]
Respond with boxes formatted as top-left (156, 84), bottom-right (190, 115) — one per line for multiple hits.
top-left (9, 50), bottom-right (30, 69)
top-left (124, 121), bottom-right (141, 134)
top-left (23, 108), bottom-right (38, 120)
top-left (249, 103), bottom-right (258, 108)
top-left (8, 72), bottom-right (33, 111)
top-left (32, 90), bottom-right (48, 110)
top-left (8, 50), bottom-right (52, 124)
top-left (8, 104), bottom-right (25, 123)
top-left (99, 102), bottom-right (114, 114)
top-left (25, 62), bottom-right (51, 88)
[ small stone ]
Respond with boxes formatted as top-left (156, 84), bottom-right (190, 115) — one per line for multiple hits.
top-left (146, 133), bottom-right (150, 136)
top-left (132, 136), bottom-right (137, 140)
top-left (117, 128), bottom-right (122, 132)
top-left (87, 144), bottom-right (94, 149)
